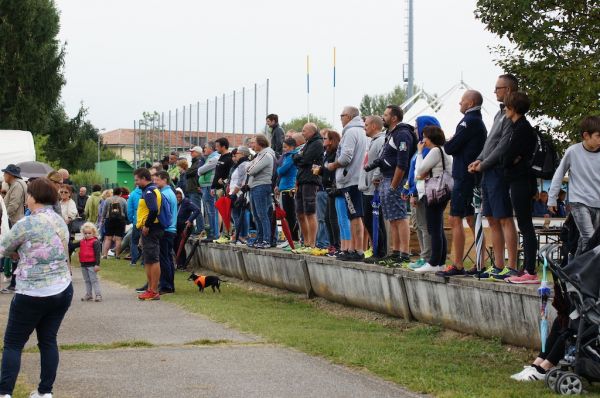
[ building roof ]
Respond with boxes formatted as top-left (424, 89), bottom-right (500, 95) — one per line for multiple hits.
top-left (101, 129), bottom-right (256, 148)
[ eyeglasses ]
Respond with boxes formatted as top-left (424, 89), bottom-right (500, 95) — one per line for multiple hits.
top-left (60, 191), bottom-right (69, 194)
top-left (340, 114), bottom-right (348, 118)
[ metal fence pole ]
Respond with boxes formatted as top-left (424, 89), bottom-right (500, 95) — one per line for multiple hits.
top-left (182, 106), bottom-right (186, 150)
top-left (254, 83), bottom-right (257, 134)
top-left (266, 78), bottom-right (270, 133)
top-left (175, 108), bottom-right (179, 152)
top-left (168, 110), bottom-right (172, 151)
top-left (222, 93), bottom-right (225, 134)
top-left (189, 103), bottom-right (192, 146)
top-left (196, 101), bottom-right (200, 146)
top-left (242, 87), bottom-right (245, 135)
top-left (214, 96), bottom-right (217, 135)
top-left (206, 98), bottom-right (209, 142)
top-left (161, 112), bottom-right (165, 157)
top-left (233, 90), bottom-right (236, 138)
top-left (133, 120), bottom-right (137, 167)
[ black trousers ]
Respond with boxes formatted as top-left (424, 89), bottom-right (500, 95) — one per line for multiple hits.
top-left (281, 191), bottom-right (300, 241)
top-left (325, 195), bottom-right (340, 249)
top-left (425, 199), bottom-right (448, 266)
top-left (362, 194), bottom-right (387, 258)
top-left (510, 177), bottom-right (538, 274)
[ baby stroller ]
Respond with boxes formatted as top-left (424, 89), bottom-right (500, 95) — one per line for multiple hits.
top-left (540, 240), bottom-right (600, 395)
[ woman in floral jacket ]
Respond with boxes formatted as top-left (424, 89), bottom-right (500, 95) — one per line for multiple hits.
top-left (0, 178), bottom-right (73, 398)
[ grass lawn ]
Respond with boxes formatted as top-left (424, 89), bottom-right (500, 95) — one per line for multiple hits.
top-left (97, 257), bottom-right (598, 398)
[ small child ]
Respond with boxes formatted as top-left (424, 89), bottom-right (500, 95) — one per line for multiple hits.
top-left (548, 116), bottom-right (600, 254)
top-left (72, 222), bottom-right (103, 302)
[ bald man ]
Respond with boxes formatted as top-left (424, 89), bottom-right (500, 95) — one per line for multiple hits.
top-left (292, 123), bottom-right (323, 249)
top-left (438, 90), bottom-right (488, 276)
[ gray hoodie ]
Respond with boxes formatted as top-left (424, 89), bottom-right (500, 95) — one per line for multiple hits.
top-left (477, 108), bottom-right (512, 171)
top-left (334, 116), bottom-right (368, 189)
top-left (358, 132), bottom-right (385, 194)
top-left (247, 147), bottom-right (276, 188)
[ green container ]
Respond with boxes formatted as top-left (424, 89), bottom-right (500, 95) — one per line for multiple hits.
top-left (95, 159), bottom-right (135, 190)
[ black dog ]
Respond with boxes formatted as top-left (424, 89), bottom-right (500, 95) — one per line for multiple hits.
top-left (187, 273), bottom-right (224, 293)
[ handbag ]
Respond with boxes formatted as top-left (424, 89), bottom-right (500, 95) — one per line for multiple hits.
top-left (424, 147), bottom-right (453, 206)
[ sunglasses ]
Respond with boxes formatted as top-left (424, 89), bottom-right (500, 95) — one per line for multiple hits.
top-left (60, 191), bottom-right (70, 194)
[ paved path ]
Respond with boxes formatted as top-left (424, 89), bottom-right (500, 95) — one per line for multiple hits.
top-left (0, 272), bottom-right (419, 398)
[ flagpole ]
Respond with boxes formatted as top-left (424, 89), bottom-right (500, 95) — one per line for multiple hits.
top-left (306, 55), bottom-right (310, 123)
top-left (332, 47), bottom-right (336, 129)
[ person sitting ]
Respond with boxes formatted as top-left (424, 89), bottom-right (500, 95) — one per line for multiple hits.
top-left (554, 190), bottom-right (567, 218)
top-left (532, 190), bottom-right (551, 217)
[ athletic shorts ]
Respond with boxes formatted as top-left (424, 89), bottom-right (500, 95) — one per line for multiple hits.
top-left (450, 178), bottom-right (475, 218)
top-left (481, 168), bottom-right (513, 219)
top-left (141, 227), bottom-right (164, 264)
top-left (295, 184), bottom-right (318, 215)
top-left (380, 178), bottom-right (408, 221)
top-left (342, 185), bottom-right (364, 220)
top-left (104, 218), bottom-right (126, 237)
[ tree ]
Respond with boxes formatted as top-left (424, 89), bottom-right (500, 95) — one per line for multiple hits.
top-left (42, 104), bottom-right (117, 171)
top-left (475, 0), bottom-right (600, 149)
top-left (359, 85), bottom-right (409, 116)
top-left (281, 115), bottom-right (331, 133)
top-left (0, 0), bottom-right (65, 134)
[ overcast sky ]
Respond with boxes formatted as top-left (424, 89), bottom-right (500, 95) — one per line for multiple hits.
top-left (54, 0), bottom-right (504, 132)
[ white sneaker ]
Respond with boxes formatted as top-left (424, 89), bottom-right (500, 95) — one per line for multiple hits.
top-left (413, 263), bottom-right (443, 273)
top-left (107, 249), bottom-right (115, 257)
top-left (277, 241), bottom-right (289, 249)
top-left (0, 394), bottom-right (12, 398)
top-left (510, 365), bottom-right (545, 381)
top-left (30, 391), bottom-right (52, 398)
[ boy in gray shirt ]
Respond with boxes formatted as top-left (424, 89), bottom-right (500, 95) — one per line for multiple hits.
top-left (548, 116), bottom-right (600, 254)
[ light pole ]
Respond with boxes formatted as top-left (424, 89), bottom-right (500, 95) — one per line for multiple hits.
top-left (97, 128), bottom-right (106, 165)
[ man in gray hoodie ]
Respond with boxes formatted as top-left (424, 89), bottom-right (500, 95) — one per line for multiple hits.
top-left (327, 106), bottom-right (368, 261)
top-left (247, 135), bottom-right (276, 249)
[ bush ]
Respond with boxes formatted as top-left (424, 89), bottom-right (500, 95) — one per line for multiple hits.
top-left (70, 170), bottom-right (104, 188)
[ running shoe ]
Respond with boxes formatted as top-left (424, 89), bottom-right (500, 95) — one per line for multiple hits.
top-left (364, 248), bottom-right (373, 259)
top-left (492, 267), bottom-right (519, 280)
top-left (408, 258), bottom-right (426, 270)
top-left (476, 266), bottom-right (502, 279)
top-left (413, 263), bottom-right (443, 273)
top-left (277, 241), bottom-right (290, 249)
top-left (310, 248), bottom-right (329, 256)
top-left (138, 290), bottom-right (160, 301)
top-left (340, 251), bottom-right (365, 262)
top-left (213, 235), bottom-right (231, 244)
top-left (510, 365), bottom-right (545, 381)
top-left (435, 265), bottom-right (466, 277)
top-left (506, 272), bottom-right (539, 284)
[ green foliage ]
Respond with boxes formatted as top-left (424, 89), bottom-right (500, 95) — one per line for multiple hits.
top-left (70, 170), bottom-right (104, 187)
top-left (41, 104), bottom-right (117, 171)
top-left (281, 115), bottom-right (331, 133)
top-left (33, 134), bottom-right (60, 169)
top-left (0, 0), bottom-right (65, 134)
top-left (475, 0), bottom-right (600, 149)
top-left (137, 111), bottom-right (164, 162)
top-left (360, 85), bottom-right (408, 117)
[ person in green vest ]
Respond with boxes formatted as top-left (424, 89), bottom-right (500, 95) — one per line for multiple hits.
top-left (167, 151), bottom-right (180, 185)
top-left (84, 185), bottom-right (103, 225)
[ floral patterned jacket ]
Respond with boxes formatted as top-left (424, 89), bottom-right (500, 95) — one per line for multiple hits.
top-left (0, 206), bottom-right (71, 293)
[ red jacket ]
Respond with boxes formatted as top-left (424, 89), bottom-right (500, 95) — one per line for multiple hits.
top-left (79, 237), bottom-right (98, 264)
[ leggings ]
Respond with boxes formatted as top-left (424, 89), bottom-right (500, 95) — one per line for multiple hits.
top-left (335, 195), bottom-right (351, 241)
top-left (326, 195), bottom-right (340, 249)
top-left (425, 199), bottom-right (448, 266)
top-left (510, 178), bottom-right (538, 274)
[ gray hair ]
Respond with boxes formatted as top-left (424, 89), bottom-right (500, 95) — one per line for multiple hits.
top-left (206, 141), bottom-right (216, 151)
top-left (343, 106), bottom-right (360, 119)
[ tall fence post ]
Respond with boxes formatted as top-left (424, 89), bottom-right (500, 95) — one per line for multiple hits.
top-left (222, 93), bottom-right (225, 134)
top-left (182, 106), bottom-right (186, 151)
top-left (133, 120), bottom-right (137, 168)
top-left (168, 110), bottom-right (172, 151)
top-left (206, 98), bottom-right (209, 142)
top-left (266, 78), bottom-right (270, 133)
top-left (254, 83), bottom-right (257, 134)
top-left (189, 103), bottom-right (192, 147)
top-left (242, 87), bottom-right (245, 135)
top-left (175, 108), bottom-right (179, 152)
top-left (233, 90), bottom-right (236, 139)
top-left (196, 101), bottom-right (200, 146)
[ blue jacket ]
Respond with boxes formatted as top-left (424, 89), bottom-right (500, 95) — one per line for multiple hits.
top-left (532, 200), bottom-right (550, 217)
top-left (177, 197), bottom-right (201, 225)
top-left (127, 187), bottom-right (142, 225)
top-left (378, 123), bottom-right (415, 179)
top-left (403, 116), bottom-right (440, 196)
top-left (160, 186), bottom-right (178, 234)
top-left (277, 149), bottom-right (298, 191)
top-left (444, 107), bottom-right (487, 182)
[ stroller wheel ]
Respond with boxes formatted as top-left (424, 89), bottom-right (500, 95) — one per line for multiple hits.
top-left (545, 368), bottom-right (562, 391)
top-left (555, 372), bottom-right (583, 395)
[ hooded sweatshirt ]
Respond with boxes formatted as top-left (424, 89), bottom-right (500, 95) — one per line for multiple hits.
top-left (334, 116), bottom-right (368, 189)
top-left (198, 151), bottom-right (220, 187)
top-left (84, 191), bottom-right (102, 223)
top-left (248, 147), bottom-right (276, 188)
top-left (359, 132), bottom-right (385, 195)
top-left (277, 148), bottom-right (299, 191)
top-left (403, 116), bottom-right (439, 197)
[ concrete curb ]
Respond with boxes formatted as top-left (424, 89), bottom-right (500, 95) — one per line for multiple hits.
top-left (191, 242), bottom-right (551, 348)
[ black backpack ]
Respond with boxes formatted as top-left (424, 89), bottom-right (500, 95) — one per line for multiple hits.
top-left (530, 127), bottom-right (560, 180)
top-left (108, 200), bottom-right (124, 220)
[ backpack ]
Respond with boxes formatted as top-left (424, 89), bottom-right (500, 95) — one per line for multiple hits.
top-left (108, 200), bottom-right (124, 220)
top-left (530, 127), bottom-right (560, 180)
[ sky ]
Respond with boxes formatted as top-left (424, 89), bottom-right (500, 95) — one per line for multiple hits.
top-left (54, 0), bottom-right (505, 133)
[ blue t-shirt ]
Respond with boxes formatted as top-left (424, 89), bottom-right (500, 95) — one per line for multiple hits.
top-left (160, 186), bottom-right (178, 233)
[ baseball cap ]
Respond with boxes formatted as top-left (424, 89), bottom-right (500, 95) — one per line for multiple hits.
top-left (189, 146), bottom-right (203, 153)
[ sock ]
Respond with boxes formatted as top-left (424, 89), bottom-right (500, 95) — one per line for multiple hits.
top-left (533, 364), bottom-right (546, 374)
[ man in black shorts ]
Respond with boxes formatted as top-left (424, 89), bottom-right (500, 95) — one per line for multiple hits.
top-left (439, 90), bottom-right (487, 276)
top-left (134, 168), bottom-right (165, 301)
top-left (327, 106), bottom-right (368, 261)
top-left (292, 123), bottom-right (323, 249)
top-left (101, 187), bottom-right (128, 259)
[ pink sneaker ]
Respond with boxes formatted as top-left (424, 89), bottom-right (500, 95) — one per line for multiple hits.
top-left (506, 272), bottom-right (538, 284)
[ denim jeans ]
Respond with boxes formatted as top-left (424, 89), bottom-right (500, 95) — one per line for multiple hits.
top-left (570, 202), bottom-right (600, 255)
top-left (315, 190), bottom-right (330, 248)
top-left (130, 226), bottom-right (142, 265)
top-left (0, 284), bottom-right (73, 395)
top-left (250, 184), bottom-right (273, 244)
top-left (159, 232), bottom-right (175, 291)
top-left (232, 207), bottom-right (249, 240)
top-left (201, 187), bottom-right (219, 238)
top-left (187, 191), bottom-right (204, 234)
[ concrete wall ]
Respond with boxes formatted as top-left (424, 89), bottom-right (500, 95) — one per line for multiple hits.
top-left (190, 242), bottom-right (551, 349)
